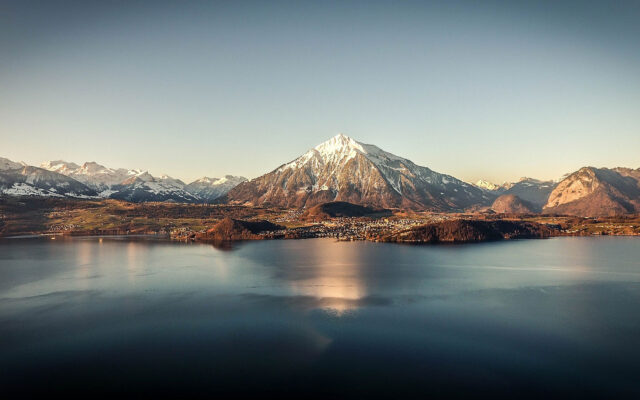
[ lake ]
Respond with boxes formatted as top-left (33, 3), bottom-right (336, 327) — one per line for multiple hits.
top-left (1, 236), bottom-right (640, 398)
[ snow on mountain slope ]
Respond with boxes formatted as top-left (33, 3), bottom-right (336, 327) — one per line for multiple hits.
top-left (1, 157), bottom-right (26, 171)
top-left (185, 175), bottom-right (248, 202)
top-left (0, 166), bottom-right (98, 198)
top-left (39, 160), bottom-right (202, 202)
top-left (226, 134), bottom-right (490, 210)
top-left (40, 160), bottom-right (143, 191)
top-left (39, 160), bottom-right (81, 174)
top-left (473, 180), bottom-right (500, 191)
top-left (108, 173), bottom-right (200, 203)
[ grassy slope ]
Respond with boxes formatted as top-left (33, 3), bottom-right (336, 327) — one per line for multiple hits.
top-left (0, 198), bottom-right (287, 236)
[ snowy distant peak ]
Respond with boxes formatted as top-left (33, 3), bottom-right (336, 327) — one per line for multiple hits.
top-left (39, 160), bottom-right (80, 173)
top-left (122, 171), bottom-right (155, 184)
top-left (158, 174), bottom-right (186, 186)
top-left (77, 161), bottom-right (112, 175)
top-left (127, 169), bottom-right (145, 176)
top-left (185, 175), bottom-right (248, 202)
top-left (194, 176), bottom-right (217, 184)
top-left (219, 175), bottom-right (248, 184)
top-left (121, 172), bottom-right (181, 187)
top-left (500, 182), bottom-right (514, 190)
top-left (473, 179), bottom-right (500, 191)
top-left (0, 157), bottom-right (25, 170)
top-left (0, 165), bottom-right (98, 198)
top-left (110, 171), bottom-right (200, 203)
top-left (194, 175), bottom-right (247, 186)
top-left (518, 177), bottom-right (541, 183)
top-left (41, 160), bottom-right (143, 176)
top-left (37, 160), bottom-right (201, 202)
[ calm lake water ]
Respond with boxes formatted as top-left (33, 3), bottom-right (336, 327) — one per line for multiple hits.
top-left (1, 236), bottom-right (640, 398)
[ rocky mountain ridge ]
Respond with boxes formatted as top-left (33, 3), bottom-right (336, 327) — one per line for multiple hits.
top-left (542, 167), bottom-right (640, 216)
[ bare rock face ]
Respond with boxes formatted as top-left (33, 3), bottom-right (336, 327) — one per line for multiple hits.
top-left (545, 167), bottom-right (601, 207)
top-left (543, 167), bottom-right (640, 216)
top-left (491, 194), bottom-right (538, 214)
top-left (225, 134), bottom-right (490, 211)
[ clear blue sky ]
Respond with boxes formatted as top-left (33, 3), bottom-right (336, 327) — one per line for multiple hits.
top-left (1, 0), bottom-right (639, 184)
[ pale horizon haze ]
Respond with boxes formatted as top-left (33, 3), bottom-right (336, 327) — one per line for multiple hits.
top-left (2, 0), bottom-right (639, 184)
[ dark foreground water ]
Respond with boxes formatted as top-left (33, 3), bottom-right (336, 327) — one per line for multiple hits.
top-left (1, 236), bottom-right (640, 398)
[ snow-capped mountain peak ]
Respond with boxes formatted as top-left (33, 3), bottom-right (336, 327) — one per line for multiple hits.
top-left (158, 174), bottom-right (186, 186)
top-left (315, 133), bottom-right (364, 158)
top-left (193, 176), bottom-right (216, 184)
top-left (122, 171), bottom-right (155, 184)
top-left (291, 134), bottom-right (405, 170)
top-left (39, 160), bottom-right (81, 174)
top-left (79, 161), bottom-right (104, 173)
top-left (194, 175), bottom-right (236, 185)
top-left (227, 134), bottom-right (486, 210)
top-left (473, 179), bottom-right (500, 191)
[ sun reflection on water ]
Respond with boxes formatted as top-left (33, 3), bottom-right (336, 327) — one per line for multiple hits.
top-left (286, 240), bottom-right (367, 315)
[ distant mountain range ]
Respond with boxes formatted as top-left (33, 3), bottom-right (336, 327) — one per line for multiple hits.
top-left (0, 165), bottom-right (98, 198)
top-left (473, 168), bottom-right (640, 216)
top-left (0, 157), bottom-right (245, 203)
top-left (185, 176), bottom-right (248, 202)
top-left (472, 177), bottom-right (557, 210)
top-left (1, 134), bottom-right (639, 217)
top-left (503, 178), bottom-right (558, 207)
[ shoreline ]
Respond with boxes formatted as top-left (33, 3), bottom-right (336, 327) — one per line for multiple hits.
top-left (2, 198), bottom-right (639, 244)
top-left (2, 229), bottom-right (638, 245)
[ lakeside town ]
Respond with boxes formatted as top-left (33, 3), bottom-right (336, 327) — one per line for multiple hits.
top-left (2, 197), bottom-right (639, 244)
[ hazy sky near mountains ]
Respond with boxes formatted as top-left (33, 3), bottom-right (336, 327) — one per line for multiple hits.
top-left (1, 1), bottom-right (639, 184)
